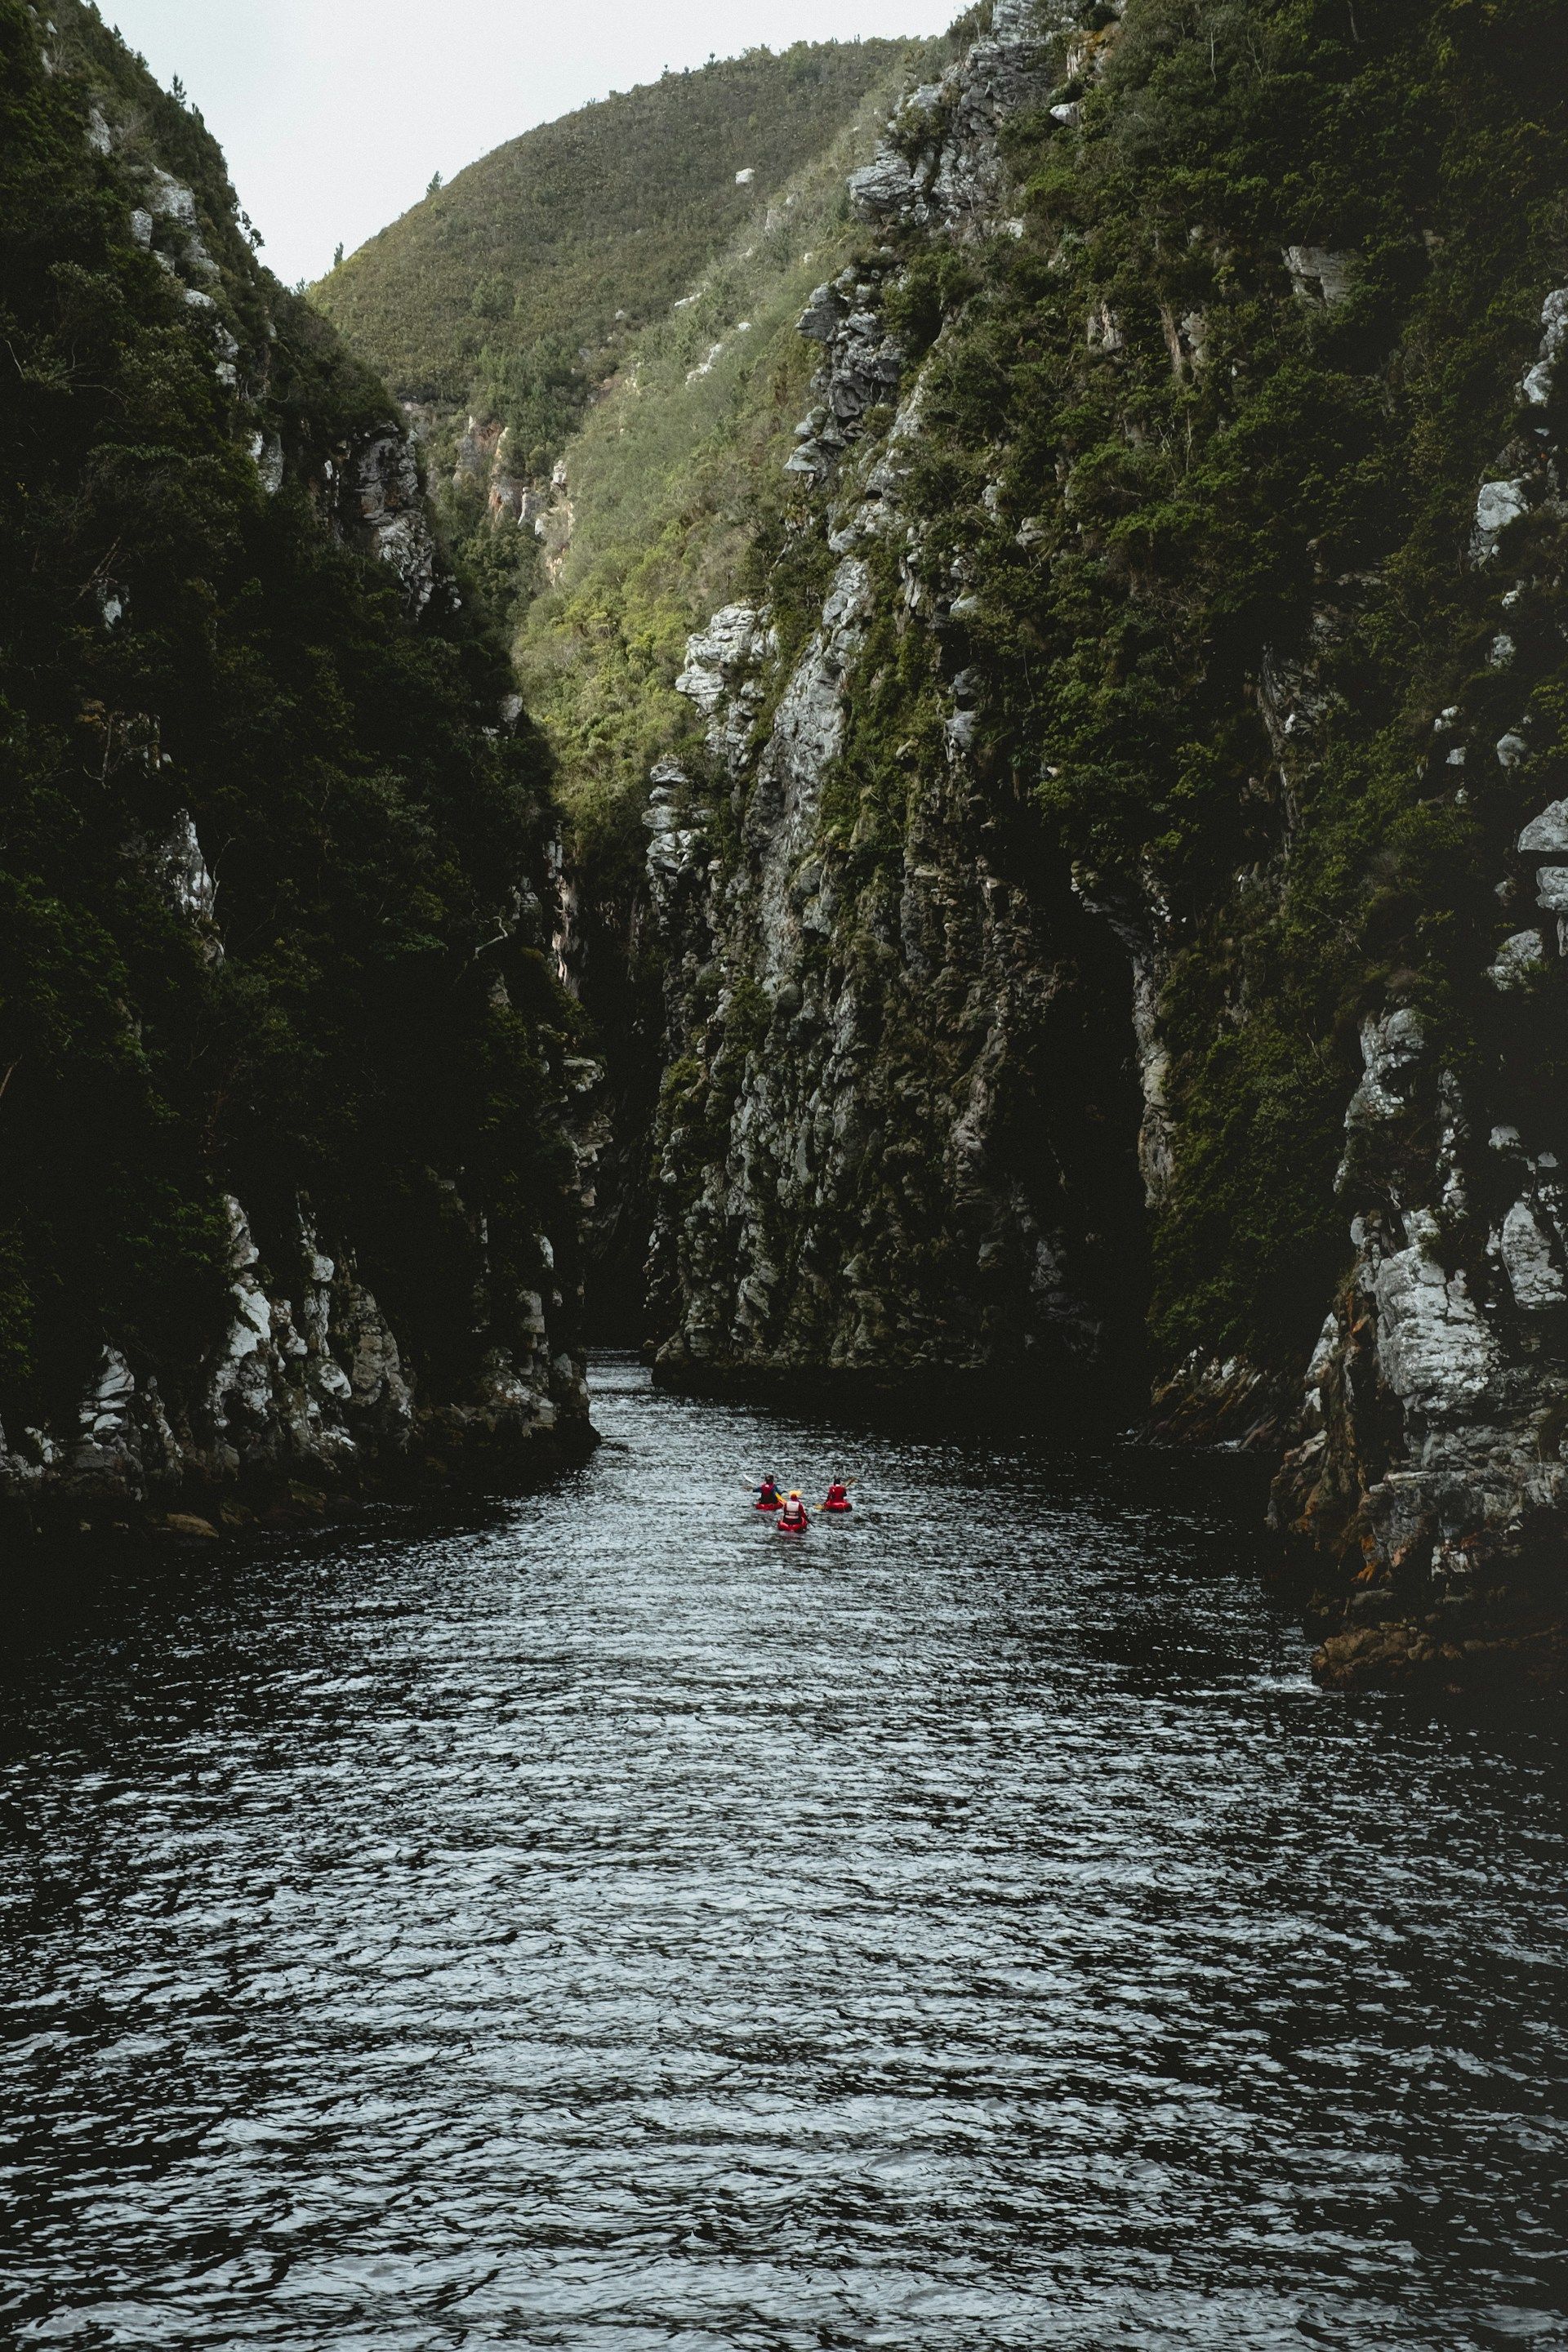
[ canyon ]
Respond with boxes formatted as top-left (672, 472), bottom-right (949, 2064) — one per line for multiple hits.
top-left (6, 0), bottom-right (1568, 1690)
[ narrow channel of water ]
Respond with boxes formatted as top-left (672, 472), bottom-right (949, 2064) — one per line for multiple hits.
top-left (2, 1356), bottom-right (1565, 2349)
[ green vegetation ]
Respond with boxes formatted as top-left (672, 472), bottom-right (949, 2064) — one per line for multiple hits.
top-left (314, 42), bottom-right (917, 466)
top-left (513, 72), bottom-right (920, 863)
top-left (816, 0), bottom-right (1568, 1370)
top-left (0, 0), bottom-right (581, 1436)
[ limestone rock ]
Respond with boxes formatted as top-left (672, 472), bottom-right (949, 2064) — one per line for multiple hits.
top-left (847, 149), bottom-right (917, 222)
top-left (153, 810), bottom-right (220, 929)
top-left (1486, 929), bottom-right (1547, 989)
top-left (345, 432), bottom-right (443, 617)
top-left (677, 603), bottom-right (776, 771)
top-left (1519, 800), bottom-right (1568, 854)
top-left (1521, 287), bottom-right (1568, 405)
top-left (145, 167), bottom-right (198, 229)
top-left (1499, 1200), bottom-right (1567, 1312)
top-left (846, 0), bottom-right (1053, 239)
top-left (1371, 1216), bottom-right (1499, 1418)
top-left (1472, 477), bottom-right (1530, 562)
top-left (1274, 961), bottom-right (1568, 1644)
top-left (2, 1168), bottom-right (590, 1527)
top-left (786, 270), bottom-right (903, 476)
top-left (1284, 246), bottom-right (1356, 307)
top-left (248, 430), bottom-right (285, 496)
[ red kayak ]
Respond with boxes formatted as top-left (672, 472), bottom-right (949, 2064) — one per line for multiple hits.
top-left (776, 1521), bottom-right (808, 1536)
top-left (820, 1501), bottom-right (853, 1514)
top-left (754, 1499), bottom-right (782, 1513)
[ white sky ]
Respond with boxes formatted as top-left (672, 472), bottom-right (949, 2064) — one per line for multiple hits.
top-left (102, 0), bottom-right (957, 287)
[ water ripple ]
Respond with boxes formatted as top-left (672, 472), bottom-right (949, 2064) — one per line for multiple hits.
top-left (2, 1358), bottom-right (1565, 2349)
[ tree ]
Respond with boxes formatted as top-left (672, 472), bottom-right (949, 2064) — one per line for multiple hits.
top-left (426, 170), bottom-right (443, 197)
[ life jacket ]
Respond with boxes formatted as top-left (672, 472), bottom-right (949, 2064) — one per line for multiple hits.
top-left (755, 1484), bottom-right (782, 1510)
top-left (825, 1485), bottom-right (849, 1508)
top-left (777, 1504), bottom-right (808, 1531)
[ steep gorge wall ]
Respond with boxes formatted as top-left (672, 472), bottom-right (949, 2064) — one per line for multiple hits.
top-left (314, 39), bottom-right (933, 643)
top-left (0, 2), bottom-right (594, 1538)
top-left (641, 2), bottom-right (1148, 1406)
top-left (621, 0), bottom-right (1568, 1686)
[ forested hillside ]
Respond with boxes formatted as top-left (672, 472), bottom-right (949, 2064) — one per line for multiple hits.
top-left (0, 0), bottom-right (593, 1534)
top-left (314, 42), bottom-right (918, 470)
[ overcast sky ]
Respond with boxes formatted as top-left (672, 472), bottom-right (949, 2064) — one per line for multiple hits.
top-left (104, 0), bottom-right (956, 287)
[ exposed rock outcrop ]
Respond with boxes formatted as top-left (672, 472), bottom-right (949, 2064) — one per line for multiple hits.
top-left (1261, 284), bottom-right (1568, 1690)
top-left (1272, 890), bottom-right (1568, 1691)
top-left (340, 431), bottom-right (448, 617)
top-left (846, 0), bottom-right (1059, 237)
top-left (786, 267), bottom-right (906, 479)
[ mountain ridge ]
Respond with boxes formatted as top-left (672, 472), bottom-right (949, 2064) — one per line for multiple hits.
top-left (313, 41), bottom-right (929, 458)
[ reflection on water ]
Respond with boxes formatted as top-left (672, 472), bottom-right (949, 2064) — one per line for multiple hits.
top-left (2, 1356), bottom-right (1565, 2349)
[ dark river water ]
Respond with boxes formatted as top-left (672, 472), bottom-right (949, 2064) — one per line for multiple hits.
top-left (2, 1356), bottom-right (1566, 2350)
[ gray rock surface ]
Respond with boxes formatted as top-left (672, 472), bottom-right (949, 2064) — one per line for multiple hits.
top-left (1, 1178), bottom-right (593, 1526)
top-left (1272, 652), bottom-right (1568, 1642)
top-left (345, 432), bottom-right (444, 617)
top-left (847, 0), bottom-right (1058, 238)
top-left (1519, 800), bottom-right (1568, 853)
top-left (786, 271), bottom-right (905, 476)
top-left (1486, 929), bottom-right (1546, 989)
top-left (1284, 246), bottom-right (1356, 308)
top-left (1472, 476), bottom-right (1530, 563)
top-left (1521, 287), bottom-right (1568, 406)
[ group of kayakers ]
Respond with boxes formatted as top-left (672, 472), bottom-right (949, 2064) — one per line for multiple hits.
top-left (749, 1475), bottom-right (854, 1533)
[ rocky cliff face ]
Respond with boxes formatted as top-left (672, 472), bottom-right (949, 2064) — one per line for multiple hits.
top-left (641, 2), bottom-right (1146, 1405)
top-left (644, 599), bottom-right (1147, 1396)
top-left (0, 0), bottom-right (593, 1539)
top-left (1271, 307), bottom-right (1568, 1686)
top-left (616, 0), bottom-right (1568, 1685)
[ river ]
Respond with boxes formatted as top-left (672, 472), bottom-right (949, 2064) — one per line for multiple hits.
top-left (2, 1356), bottom-right (1565, 2349)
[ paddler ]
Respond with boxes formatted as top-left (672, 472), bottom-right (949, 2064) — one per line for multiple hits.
top-left (777, 1491), bottom-right (809, 1532)
top-left (752, 1475), bottom-right (783, 1512)
top-left (821, 1478), bottom-right (852, 1512)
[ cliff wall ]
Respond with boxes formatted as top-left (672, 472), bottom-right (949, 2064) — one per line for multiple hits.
top-left (628, 0), bottom-right (1568, 1686)
top-left (0, 1), bottom-right (593, 1539)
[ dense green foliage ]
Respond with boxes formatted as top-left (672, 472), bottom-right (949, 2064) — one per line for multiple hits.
top-left (314, 42), bottom-right (916, 465)
top-left (814, 0), bottom-right (1568, 1368)
top-left (513, 76), bottom-right (920, 865)
top-left (0, 0), bottom-right (580, 1432)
